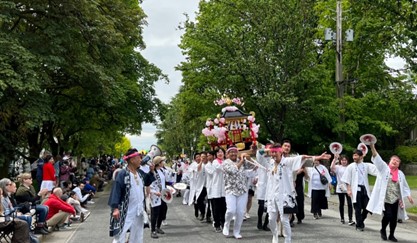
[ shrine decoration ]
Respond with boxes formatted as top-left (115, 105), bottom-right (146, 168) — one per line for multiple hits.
top-left (202, 96), bottom-right (260, 150)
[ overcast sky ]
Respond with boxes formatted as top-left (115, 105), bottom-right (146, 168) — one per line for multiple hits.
top-left (129, 1), bottom-right (406, 151)
top-left (129, 1), bottom-right (199, 150)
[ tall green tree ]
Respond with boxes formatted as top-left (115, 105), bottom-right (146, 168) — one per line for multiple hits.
top-left (0, 0), bottom-right (165, 173)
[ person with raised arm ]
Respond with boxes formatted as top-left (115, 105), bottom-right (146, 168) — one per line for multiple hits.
top-left (367, 143), bottom-right (414, 242)
top-left (263, 143), bottom-right (331, 243)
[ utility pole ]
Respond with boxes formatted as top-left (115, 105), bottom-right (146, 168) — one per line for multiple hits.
top-left (324, 0), bottom-right (354, 142)
top-left (336, 0), bottom-right (345, 142)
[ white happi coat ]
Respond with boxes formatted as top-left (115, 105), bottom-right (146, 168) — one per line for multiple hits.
top-left (204, 161), bottom-right (214, 199)
top-left (306, 164), bottom-right (332, 198)
top-left (366, 154), bottom-right (412, 220)
top-left (256, 151), bottom-right (274, 200)
top-left (266, 155), bottom-right (303, 214)
top-left (187, 161), bottom-right (198, 205)
top-left (188, 161), bottom-right (207, 205)
top-left (341, 161), bottom-right (377, 203)
top-left (205, 159), bottom-right (225, 198)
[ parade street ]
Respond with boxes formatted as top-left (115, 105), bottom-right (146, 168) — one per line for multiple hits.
top-left (43, 185), bottom-right (417, 243)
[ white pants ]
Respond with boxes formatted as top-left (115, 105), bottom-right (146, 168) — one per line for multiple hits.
top-left (225, 193), bottom-right (248, 237)
top-left (269, 210), bottom-right (291, 243)
top-left (113, 213), bottom-right (144, 243)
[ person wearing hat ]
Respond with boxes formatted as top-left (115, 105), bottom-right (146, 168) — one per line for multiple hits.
top-left (149, 155), bottom-right (167, 238)
top-left (341, 149), bottom-right (378, 232)
top-left (221, 146), bottom-right (257, 239)
top-left (108, 148), bottom-right (155, 243)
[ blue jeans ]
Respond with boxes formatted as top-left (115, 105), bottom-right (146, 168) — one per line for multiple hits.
top-left (17, 214), bottom-right (32, 230)
top-left (35, 205), bottom-right (49, 223)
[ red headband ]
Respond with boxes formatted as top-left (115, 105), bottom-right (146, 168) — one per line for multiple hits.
top-left (123, 152), bottom-right (141, 161)
top-left (270, 147), bottom-right (282, 153)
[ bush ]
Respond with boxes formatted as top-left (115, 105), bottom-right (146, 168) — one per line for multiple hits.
top-left (395, 146), bottom-right (417, 164)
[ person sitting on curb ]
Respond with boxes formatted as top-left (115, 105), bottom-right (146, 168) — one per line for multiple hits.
top-left (73, 182), bottom-right (94, 206)
top-left (43, 187), bottom-right (76, 231)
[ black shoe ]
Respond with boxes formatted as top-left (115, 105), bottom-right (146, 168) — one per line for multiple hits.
top-left (397, 219), bottom-right (403, 223)
top-left (290, 222), bottom-right (295, 227)
top-left (262, 226), bottom-right (270, 231)
top-left (151, 231), bottom-right (159, 239)
top-left (388, 236), bottom-right (398, 242)
top-left (34, 227), bottom-right (49, 235)
top-left (215, 227), bottom-right (222, 233)
top-left (257, 223), bottom-right (263, 230)
top-left (380, 230), bottom-right (387, 241)
top-left (356, 227), bottom-right (364, 232)
top-left (341, 219), bottom-right (345, 224)
top-left (297, 220), bottom-right (302, 224)
top-left (348, 220), bottom-right (355, 226)
top-left (53, 225), bottom-right (60, 231)
top-left (199, 216), bottom-right (205, 221)
top-left (206, 218), bottom-right (212, 223)
top-left (156, 228), bottom-right (165, 234)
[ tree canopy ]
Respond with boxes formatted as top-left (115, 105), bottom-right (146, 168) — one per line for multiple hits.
top-left (157, 0), bottom-right (417, 156)
top-left (0, 0), bottom-right (165, 172)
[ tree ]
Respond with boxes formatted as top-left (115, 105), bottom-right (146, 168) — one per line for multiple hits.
top-left (0, 0), bottom-right (165, 170)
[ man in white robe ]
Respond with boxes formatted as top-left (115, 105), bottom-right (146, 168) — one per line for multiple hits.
top-left (265, 143), bottom-right (331, 243)
top-left (341, 149), bottom-right (377, 231)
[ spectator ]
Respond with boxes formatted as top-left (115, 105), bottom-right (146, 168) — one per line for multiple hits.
top-left (15, 173), bottom-right (50, 234)
top-left (72, 183), bottom-right (93, 205)
top-left (66, 191), bottom-right (90, 222)
top-left (40, 154), bottom-right (56, 192)
top-left (83, 179), bottom-right (97, 194)
top-left (43, 187), bottom-right (75, 231)
top-left (0, 179), bottom-right (39, 241)
top-left (0, 187), bottom-right (30, 243)
top-left (59, 160), bottom-right (71, 188)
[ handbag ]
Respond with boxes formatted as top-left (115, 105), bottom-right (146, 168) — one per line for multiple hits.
top-left (314, 166), bottom-right (328, 185)
top-left (283, 194), bottom-right (298, 214)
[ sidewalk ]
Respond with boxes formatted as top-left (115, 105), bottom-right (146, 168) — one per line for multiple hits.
top-left (39, 191), bottom-right (104, 243)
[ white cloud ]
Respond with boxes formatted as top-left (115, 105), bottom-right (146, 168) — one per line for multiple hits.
top-left (128, 1), bottom-right (199, 150)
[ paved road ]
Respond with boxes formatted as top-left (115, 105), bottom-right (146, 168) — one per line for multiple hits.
top-left (42, 186), bottom-right (417, 243)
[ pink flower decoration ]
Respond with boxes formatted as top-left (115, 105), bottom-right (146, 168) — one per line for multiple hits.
top-left (219, 118), bottom-right (225, 123)
top-left (214, 118), bottom-right (219, 124)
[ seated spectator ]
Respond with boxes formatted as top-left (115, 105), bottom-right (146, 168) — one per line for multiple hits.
top-left (90, 171), bottom-right (106, 192)
top-left (43, 187), bottom-right (75, 231)
top-left (15, 173), bottom-right (50, 235)
top-left (66, 191), bottom-right (90, 222)
top-left (72, 183), bottom-right (93, 206)
top-left (0, 187), bottom-right (30, 243)
top-left (0, 179), bottom-right (39, 241)
top-left (83, 179), bottom-right (96, 194)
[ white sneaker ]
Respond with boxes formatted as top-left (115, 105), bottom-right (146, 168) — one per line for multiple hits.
top-left (222, 222), bottom-right (230, 236)
top-left (87, 201), bottom-right (95, 204)
top-left (162, 220), bottom-right (168, 226)
top-left (244, 213), bottom-right (250, 219)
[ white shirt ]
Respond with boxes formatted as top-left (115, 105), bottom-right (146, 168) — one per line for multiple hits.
top-left (204, 158), bottom-right (225, 198)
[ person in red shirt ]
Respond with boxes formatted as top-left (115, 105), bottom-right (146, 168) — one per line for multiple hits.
top-left (43, 187), bottom-right (75, 230)
top-left (40, 154), bottom-right (56, 192)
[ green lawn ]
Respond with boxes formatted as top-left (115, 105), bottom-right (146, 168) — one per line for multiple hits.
top-left (368, 175), bottom-right (417, 189)
top-left (407, 206), bottom-right (417, 214)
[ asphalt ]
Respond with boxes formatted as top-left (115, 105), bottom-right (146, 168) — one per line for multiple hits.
top-left (38, 185), bottom-right (417, 243)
